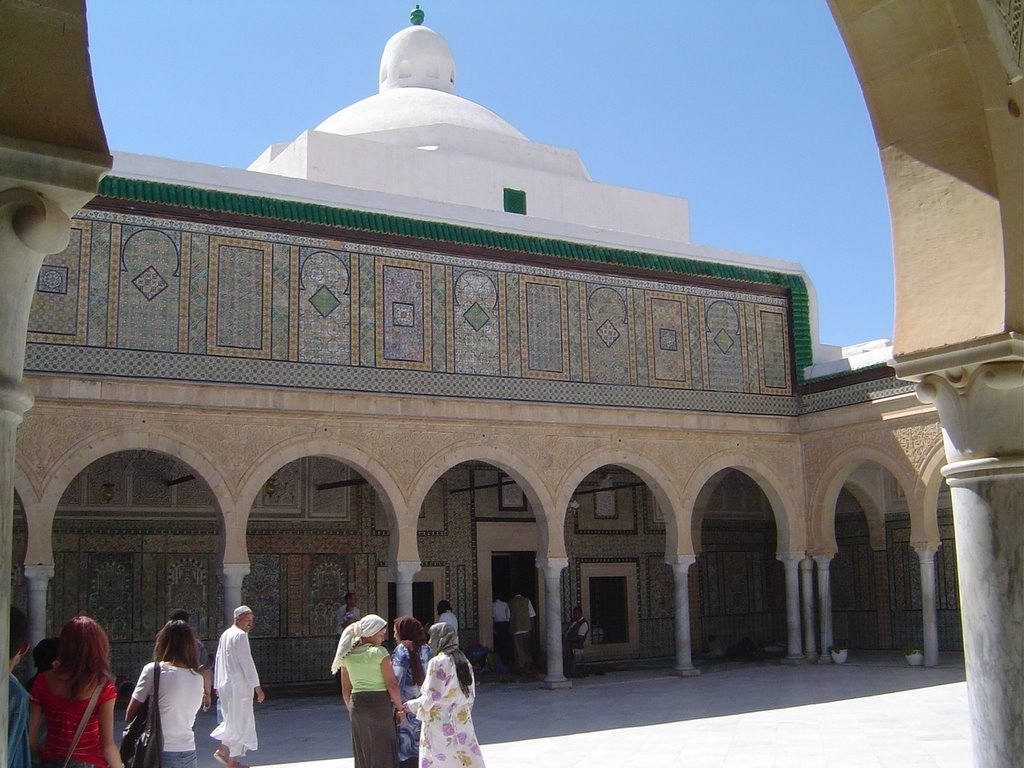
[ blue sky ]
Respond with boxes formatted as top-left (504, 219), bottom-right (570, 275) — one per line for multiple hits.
top-left (86, 1), bottom-right (893, 349)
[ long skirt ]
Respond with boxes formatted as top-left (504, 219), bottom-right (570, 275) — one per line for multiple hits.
top-left (349, 690), bottom-right (398, 768)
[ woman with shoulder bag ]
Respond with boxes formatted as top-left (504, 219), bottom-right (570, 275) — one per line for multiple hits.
top-left (29, 616), bottom-right (122, 768)
top-left (125, 620), bottom-right (205, 768)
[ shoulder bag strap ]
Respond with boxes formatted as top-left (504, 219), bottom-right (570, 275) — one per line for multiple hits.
top-left (148, 662), bottom-right (161, 727)
top-left (61, 679), bottom-right (106, 768)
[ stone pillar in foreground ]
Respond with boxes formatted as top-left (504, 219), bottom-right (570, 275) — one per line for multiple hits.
top-left (23, 564), bottom-right (54, 649)
top-left (901, 351), bottom-right (1023, 766)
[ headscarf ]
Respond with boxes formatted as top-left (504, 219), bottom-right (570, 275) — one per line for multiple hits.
top-left (394, 616), bottom-right (428, 685)
top-left (330, 614), bottom-right (387, 674)
top-left (427, 621), bottom-right (473, 696)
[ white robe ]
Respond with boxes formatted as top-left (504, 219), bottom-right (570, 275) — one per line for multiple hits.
top-left (210, 625), bottom-right (261, 757)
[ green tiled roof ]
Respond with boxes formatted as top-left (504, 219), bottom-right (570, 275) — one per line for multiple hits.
top-left (97, 175), bottom-right (813, 379)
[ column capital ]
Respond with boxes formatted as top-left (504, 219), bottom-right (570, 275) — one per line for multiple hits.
top-left (219, 562), bottom-right (250, 588)
top-left (391, 560), bottom-right (421, 582)
top-left (777, 551), bottom-right (805, 567)
top-left (665, 553), bottom-right (696, 574)
top-left (912, 542), bottom-right (940, 559)
top-left (799, 557), bottom-right (815, 572)
top-left (897, 346), bottom-right (1024, 484)
top-left (23, 564), bottom-right (54, 583)
top-left (537, 558), bottom-right (568, 577)
top-left (812, 554), bottom-right (834, 568)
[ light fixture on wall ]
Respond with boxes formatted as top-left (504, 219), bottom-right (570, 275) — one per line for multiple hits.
top-left (100, 483), bottom-right (115, 503)
top-left (264, 476), bottom-right (277, 497)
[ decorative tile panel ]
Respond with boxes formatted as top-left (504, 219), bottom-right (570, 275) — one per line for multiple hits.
top-left (208, 236), bottom-right (273, 358)
top-left (376, 258), bottom-right (432, 370)
top-left (519, 277), bottom-right (569, 380)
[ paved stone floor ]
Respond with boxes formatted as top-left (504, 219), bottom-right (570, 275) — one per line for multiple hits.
top-left (185, 653), bottom-right (971, 768)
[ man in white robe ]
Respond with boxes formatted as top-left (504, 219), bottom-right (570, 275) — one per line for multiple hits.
top-left (212, 606), bottom-right (265, 768)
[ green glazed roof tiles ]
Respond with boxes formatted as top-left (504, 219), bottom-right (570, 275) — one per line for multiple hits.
top-left (96, 175), bottom-right (813, 378)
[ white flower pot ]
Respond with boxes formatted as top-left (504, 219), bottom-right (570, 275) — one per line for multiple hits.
top-left (830, 649), bottom-right (848, 664)
top-left (905, 652), bottom-right (924, 666)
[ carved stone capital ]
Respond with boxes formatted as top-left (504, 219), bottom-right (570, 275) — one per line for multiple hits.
top-left (536, 557), bottom-right (568, 578)
top-left (0, 187), bottom-right (71, 254)
top-left (390, 560), bottom-right (421, 583)
top-left (912, 358), bottom-right (1023, 484)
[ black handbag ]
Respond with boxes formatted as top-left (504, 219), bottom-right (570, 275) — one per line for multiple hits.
top-left (121, 662), bottom-right (162, 768)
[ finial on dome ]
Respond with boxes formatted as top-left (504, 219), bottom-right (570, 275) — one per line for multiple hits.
top-left (410, 5), bottom-right (425, 25)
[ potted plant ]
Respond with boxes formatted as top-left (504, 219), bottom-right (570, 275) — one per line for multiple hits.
top-left (828, 646), bottom-right (848, 664)
top-left (904, 648), bottom-right (924, 666)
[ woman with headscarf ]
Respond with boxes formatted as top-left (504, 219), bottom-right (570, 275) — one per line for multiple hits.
top-left (391, 617), bottom-right (430, 768)
top-left (330, 614), bottom-right (404, 768)
top-left (402, 622), bottom-right (487, 767)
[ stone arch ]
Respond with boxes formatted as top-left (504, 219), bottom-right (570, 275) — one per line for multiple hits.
top-left (31, 427), bottom-right (232, 565)
top-left (809, 445), bottom-right (917, 555)
top-left (406, 442), bottom-right (552, 559)
top-left (911, 442), bottom-right (948, 549)
top-left (555, 447), bottom-right (685, 556)
top-left (684, 451), bottom-right (798, 555)
top-left (236, 436), bottom-right (406, 561)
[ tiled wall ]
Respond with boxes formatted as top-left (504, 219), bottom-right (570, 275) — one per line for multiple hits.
top-left (25, 209), bottom-right (796, 414)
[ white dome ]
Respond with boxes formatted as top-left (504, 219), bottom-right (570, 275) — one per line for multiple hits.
top-left (314, 21), bottom-right (526, 142)
top-left (380, 25), bottom-right (455, 94)
top-left (316, 88), bottom-right (525, 140)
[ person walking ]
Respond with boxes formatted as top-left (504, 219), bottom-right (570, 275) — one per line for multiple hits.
top-left (29, 616), bottom-right (122, 768)
top-left (391, 617), bottom-right (431, 768)
top-left (211, 607), bottom-right (264, 768)
top-left (331, 614), bottom-right (404, 768)
top-left (403, 622), bottom-right (486, 767)
top-left (126, 620), bottom-right (205, 768)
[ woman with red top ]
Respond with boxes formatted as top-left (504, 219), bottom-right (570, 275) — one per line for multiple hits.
top-left (29, 616), bottom-right (122, 768)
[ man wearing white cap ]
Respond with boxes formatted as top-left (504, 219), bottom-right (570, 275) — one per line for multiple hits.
top-left (212, 606), bottom-right (265, 768)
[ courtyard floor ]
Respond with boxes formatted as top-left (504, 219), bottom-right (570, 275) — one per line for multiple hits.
top-left (183, 652), bottom-right (971, 768)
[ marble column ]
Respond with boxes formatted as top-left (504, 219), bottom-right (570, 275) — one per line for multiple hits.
top-left (392, 560), bottom-right (421, 619)
top-left (537, 558), bottom-right (570, 689)
top-left (800, 557), bottom-right (818, 661)
top-left (913, 544), bottom-right (940, 667)
top-left (23, 564), bottom-right (54, 649)
top-left (666, 554), bottom-right (699, 676)
top-left (1, 188), bottom-right (73, 672)
top-left (777, 552), bottom-right (804, 660)
top-left (906, 354), bottom-right (1024, 766)
top-left (813, 555), bottom-right (834, 662)
top-left (219, 563), bottom-right (250, 626)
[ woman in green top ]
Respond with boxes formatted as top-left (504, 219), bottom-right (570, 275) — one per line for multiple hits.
top-left (330, 614), bottom-right (403, 768)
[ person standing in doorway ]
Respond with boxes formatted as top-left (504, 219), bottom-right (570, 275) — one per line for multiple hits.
top-left (509, 591), bottom-right (536, 676)
top-left (212, 606), bottom-right (265, 768)
top-left (491, 595), bottom-right (511, 669)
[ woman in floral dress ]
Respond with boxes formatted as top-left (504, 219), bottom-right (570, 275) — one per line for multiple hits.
top-left (403, 622), bottom-right (487, 767)
top-left (391, 617), bottom-right (431, 768)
